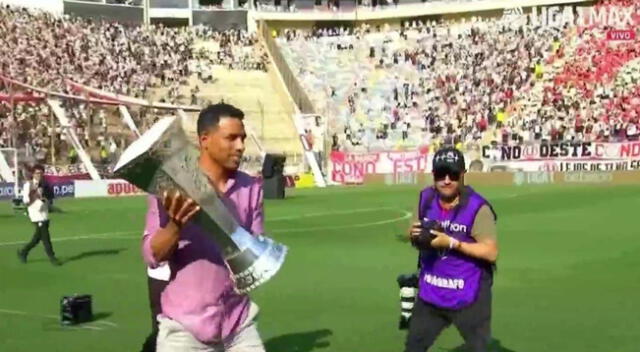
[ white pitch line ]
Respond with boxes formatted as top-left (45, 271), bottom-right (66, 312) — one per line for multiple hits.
top-left (269, 207), bottom-right (397, 221)
top-left (0, 308), bottom-right (30, 316)
top-left (76, 325), bottom-right (104, 331)
top-left (276, 209), bottom-right (412, 232)
top-left (4, 193), bottom-right (536, 246)
top-left (1, 190), bottom-right (535, 247)
top-left (0, 208), bottom-right (409, 246)
top-left (92, 320), bottom-right (118, 327)
top-left (0, 308), bottom-right (117, 329)
top-left (0, 231), bottom-right (138, 247)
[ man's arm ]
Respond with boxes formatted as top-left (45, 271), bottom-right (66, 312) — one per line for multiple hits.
top-left (22, 182), bottom-right (39, 206)
top-left (142, 191), bottom-right (200, 266)
top-left (22, 182), bottom-right (31, 205)
top-left (407, 192), bottom-right (422, 241)
top-left (456, 205), bottom-right (498, 263)
top-left (456, 240), bottom-right (498, 263)
top-left (150, 221), bottom-right (182, 264)
top-left (250, 180), bottom-right (265, 235)
top-left (142, 196), bottom-right (164, 268)
top-left (429, 205), bottom-right (499, 263)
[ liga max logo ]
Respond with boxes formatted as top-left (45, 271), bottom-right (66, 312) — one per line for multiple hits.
top-left (504, 5), bottom-right (638, 40)
top-left (529, 5), bottom-right (637, 29)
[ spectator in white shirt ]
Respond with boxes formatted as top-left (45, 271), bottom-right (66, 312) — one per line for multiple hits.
top-left (17, 164), bottom-right (60, 266)
top-left (312, 123), bottom-right (325, 174)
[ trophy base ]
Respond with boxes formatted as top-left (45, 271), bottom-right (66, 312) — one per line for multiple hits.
top-left (230, 236), bottom-right (288, 294)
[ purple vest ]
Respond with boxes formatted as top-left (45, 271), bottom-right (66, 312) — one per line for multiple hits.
top-left (417, 186), bottom-right (494, 310)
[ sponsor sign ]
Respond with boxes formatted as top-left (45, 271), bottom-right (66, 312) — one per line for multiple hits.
top-left (284, 174), bottom-right (318, 189)
top-left (75, 179), bottom-right (144, 198)
top-left (530, 5), bottom-right (637, 29)
top-left (0, 182), bottom-right (16, 200)
top-left (1, 181), bottom-right (74, 200)
top-left (607, 29), bottom-right (636, 41)
top-left (563, 172), bottom-right (613, 184)
top-left (513, 171), bottom-right (554, 186)
top-left (74, 180), bottom-right (108, 198)
top-left (106, 180), bottom-right (144, 197)
top-left (51, 181), bottom-right (75, 198)
top-left (294, 173), bottom-right (316, 189)
top-left (384, 172), bottom-right (419, 186)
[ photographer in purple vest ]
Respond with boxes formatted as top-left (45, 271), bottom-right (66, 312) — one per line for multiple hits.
top-left (405, 147), bottom-right (499, 352)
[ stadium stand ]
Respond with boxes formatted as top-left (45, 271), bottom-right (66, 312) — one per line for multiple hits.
top-left (0, 5), bottom-right (300, 173)
top-left (2, 0), bottom-right (640, 171)
top-left (276, 1), bottom-right (640, 152)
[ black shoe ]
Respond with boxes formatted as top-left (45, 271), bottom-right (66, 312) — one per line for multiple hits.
top-left (50, 258), bottom-right (62, 266)
top-left (17, 250), bottom-right (26, 264)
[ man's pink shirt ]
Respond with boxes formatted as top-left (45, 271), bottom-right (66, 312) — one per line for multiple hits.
top-left (141, 171), bottom-right (264, 343)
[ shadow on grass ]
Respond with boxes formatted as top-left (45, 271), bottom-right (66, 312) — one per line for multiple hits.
top-left (265, 329), bottom-right (333, 352)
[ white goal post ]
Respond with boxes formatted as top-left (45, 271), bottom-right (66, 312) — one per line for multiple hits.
top-left (0, 147), bottom-right (20, 199)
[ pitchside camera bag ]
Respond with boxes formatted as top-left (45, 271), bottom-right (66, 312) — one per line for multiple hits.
top-left (60, 294), bottom-right (93, 325)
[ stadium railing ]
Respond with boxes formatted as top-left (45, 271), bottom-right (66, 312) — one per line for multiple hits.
top-left (259, 21), bottom-right (317, 115)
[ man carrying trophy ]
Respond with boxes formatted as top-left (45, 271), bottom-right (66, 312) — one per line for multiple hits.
top-left (136, 103), bottom-right (272, 352)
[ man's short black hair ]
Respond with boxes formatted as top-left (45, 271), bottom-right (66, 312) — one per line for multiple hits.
top-left (32, 164), bottom-right (45, 172)
top-left (197, 103), bottom-right (245, 136)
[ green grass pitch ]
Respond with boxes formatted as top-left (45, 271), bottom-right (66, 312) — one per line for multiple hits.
top-left (1, 184), bottom-right (639, 352)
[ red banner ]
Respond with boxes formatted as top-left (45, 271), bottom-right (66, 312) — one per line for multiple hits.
top-left (44, 174), bottom-right (91, 183)
top-left (65, 79), bottom-right (199, 111)
top-left (0, 92), bottom-right (45, 103)
top-left (44, 163), bottom-right (89, 177)
top-left (330, 148), bottom-right (430, 184)
top-left (482, 141), bottom-right (640, 161)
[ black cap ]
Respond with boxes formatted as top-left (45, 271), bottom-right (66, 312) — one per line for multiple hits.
top-left (432, 147), bottom-right (466, 173)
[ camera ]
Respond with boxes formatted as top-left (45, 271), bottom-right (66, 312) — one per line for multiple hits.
top-left (396, 272), bottom-right (419, 330)
top-left (410, 219), bottom-right (444, 250)
top-left (60, 294), bottom-right (93, 325)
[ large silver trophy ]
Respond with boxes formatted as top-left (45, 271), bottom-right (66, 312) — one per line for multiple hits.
top-left (112, 116), bottom-right (287, 294)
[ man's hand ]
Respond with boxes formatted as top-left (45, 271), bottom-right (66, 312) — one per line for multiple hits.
top-left (408, 221), bottom-right (422, 240)
top-left (161, 190), bottom-right (200, 228)
top-left (28, 185), bottom-right (43, 204)
top-left (151, 190), bottom-right (201, 262)
top-left (429, 230), bottom-right (458, 250)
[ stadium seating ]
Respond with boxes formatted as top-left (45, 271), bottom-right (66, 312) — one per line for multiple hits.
top-left (276, 1), bottom-right (640, 151)
top-left (0, 6), bottom-right (300, 171)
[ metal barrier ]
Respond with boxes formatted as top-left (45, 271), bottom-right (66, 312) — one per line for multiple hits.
top-left (259, 21), bottom-right (316, 115)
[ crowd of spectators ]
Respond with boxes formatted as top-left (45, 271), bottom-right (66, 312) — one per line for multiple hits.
top-left (0, 6), bottom-right (268, 168)
top-left (277, 0), bottom-right (640, 152)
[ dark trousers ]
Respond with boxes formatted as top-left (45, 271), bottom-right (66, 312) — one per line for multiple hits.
top-left (404, 274), bottom-right (492, 352)
top-left (20, 220), bottom-right (55, 259)
top-left (140, 276), bottom-right (169, 352)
